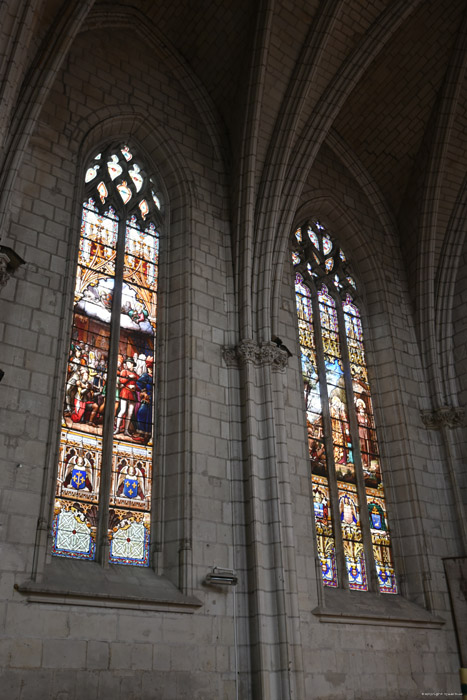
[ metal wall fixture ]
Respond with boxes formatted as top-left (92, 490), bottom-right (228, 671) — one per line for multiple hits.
top-left (205, 567), bottom-right (238, 586)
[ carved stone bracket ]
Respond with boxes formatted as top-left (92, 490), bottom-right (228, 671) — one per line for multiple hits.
top-left (421, 405), bottom-right (466, 429)
top-left (222, 340), bottom-right (289, 372)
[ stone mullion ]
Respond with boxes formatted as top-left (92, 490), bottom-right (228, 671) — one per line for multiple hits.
top-left (95, 215), bottom-right (126, 566)
top-left (334, 294), bottom-right (377, 592)
top-left (310, 285), bottom-right (348, 589)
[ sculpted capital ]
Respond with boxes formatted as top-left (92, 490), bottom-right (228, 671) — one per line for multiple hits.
top-left (223, 340), bottom-right (289, 371)
top-left (421, 405), bottom-right (465, 430)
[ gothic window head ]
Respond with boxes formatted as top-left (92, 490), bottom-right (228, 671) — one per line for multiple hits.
top-left (292, 219), bottom-right (397, 593)
top-left (52, 144), bottom-right (163, 567)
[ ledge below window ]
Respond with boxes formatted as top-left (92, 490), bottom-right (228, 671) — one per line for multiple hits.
top-left (312, 587), bottom-right (445, 628)
top-left (16, 558), bottom-right (202, 613)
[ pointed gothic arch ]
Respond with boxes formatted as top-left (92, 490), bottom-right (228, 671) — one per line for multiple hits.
top-left (292, 218), bottom-right (397, 593)
top-left (52, 142), bottom-right (163, 567)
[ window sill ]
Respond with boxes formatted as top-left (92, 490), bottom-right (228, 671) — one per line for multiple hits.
top-left (312, 587), bottom-right (445, 628)
top-left (16, 558), bottom-right (202, 613)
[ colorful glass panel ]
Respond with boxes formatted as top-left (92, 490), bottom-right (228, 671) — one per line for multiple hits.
top-left (107, 154), bottom-right (123, 181)
top-left (129, 164), bottom-right (143, 192)
top-left (152, 191), bottom-right (161, 210)
top-left (108, 218), bottom-right (158, 566)
top-left (295, 272), bottom-right (338, 587)
top-left (97, 182), bottom-right (108, 203)
top-left (54, 145), bottom-right (159, 568)
top-left (139, 199), bottom-right (149, 220)
top-left (339, 483), bottom-right (367, 590)
top-left (117, 181), bottom-right (132, 204)
top-left (53, 203), bottom-right (118, 560)
top-left (121, 146), bottom-right (132, 161)
top-left (343, 296), bottom-right (396, 593)
top-left (307, 226), bottom-right (319, 249)
top-left (322, 234), bottom-right (332, 255)
top-left (293, 219), bottom-right (397, 593)
top-left (85, 165), bottom-right (99, 183)
top-left (318, 285), bottom-right (367, 590)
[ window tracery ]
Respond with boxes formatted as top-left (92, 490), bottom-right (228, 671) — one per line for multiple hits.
top-left (292, 219), bottom-right (397, 593)
top-left (52, 144), bottom-right (163, 567)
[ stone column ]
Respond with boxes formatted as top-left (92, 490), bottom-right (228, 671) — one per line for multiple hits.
top-left (224, 339), bottom-right (305, 700)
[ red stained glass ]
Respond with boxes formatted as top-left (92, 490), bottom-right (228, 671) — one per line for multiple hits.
top-left (53, 144), bottom-right (160, 567)
top-left (293, 220), bottom-right (397, 594)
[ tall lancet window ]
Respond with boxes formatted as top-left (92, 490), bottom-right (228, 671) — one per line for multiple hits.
top-left (292, 219), bottom-right (397, 593)
top-left (52, 144), bottom-right (163, 567)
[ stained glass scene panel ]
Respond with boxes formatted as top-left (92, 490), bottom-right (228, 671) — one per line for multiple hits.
top-left (343, 296), bottom-right (397, 593)
top-left (109, 445), bottom-right (152, 567)
top-left (319, 287), bottom-right (367, 590)
top-left (53, 203), bottom-right (118, 560)
top-left (367, 488), bottom-right (397, 593)
top-left (318, 287), bottom-right (355, 484)
top-left (339, 483), bottom-right (367, 591)
top-left (52, 434), bottom-right (100, 560)
top-left (295, 273), bottom-right (337, 587)
top-left (109, 219), bottom-right (157, 566)
top-left (313, 476), bottom-right (338, 587)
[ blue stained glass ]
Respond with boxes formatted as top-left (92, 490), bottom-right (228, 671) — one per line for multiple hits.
top-left (307, 227), bottom-right (319, 248)
top-left (293, 218), bottom-right (397, 594)
top-left (54, 143), bottom-right (158, 568)
top-left (322, 235), bottom-right (332, 254)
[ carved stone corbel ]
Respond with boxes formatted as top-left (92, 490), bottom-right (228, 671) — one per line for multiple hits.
top-left (222, 340), bottom-right (289, 372)
top-left (421, 405), bottom-right (466, 429)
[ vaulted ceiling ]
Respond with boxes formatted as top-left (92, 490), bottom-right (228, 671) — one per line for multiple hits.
top-left (3, 0), bottom-right (467, 248)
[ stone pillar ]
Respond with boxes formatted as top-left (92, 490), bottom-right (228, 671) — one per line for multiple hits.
top-left (224, 340), bottom-right (305, 700)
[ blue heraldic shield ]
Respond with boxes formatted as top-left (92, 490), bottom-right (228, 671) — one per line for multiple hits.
top-left (71, 467), bottom-right (87, 490)
top-left (123, 476), bottom-right (138, 499)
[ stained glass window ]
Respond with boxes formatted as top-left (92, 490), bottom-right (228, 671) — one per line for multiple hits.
top-left (53, 144), bottom-right (163, 568)
top-left (292, 219), bottom-right (397, 594)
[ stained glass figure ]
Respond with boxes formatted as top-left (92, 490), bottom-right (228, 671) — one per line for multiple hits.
top-left (53, 143), bottom-right (161, 567)
top-left (295, 273), bottom-right (338, 587)
top-left (343, 296), bottom-right (397, 592)
top-left (292, 218), bottom-right (397, 593)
